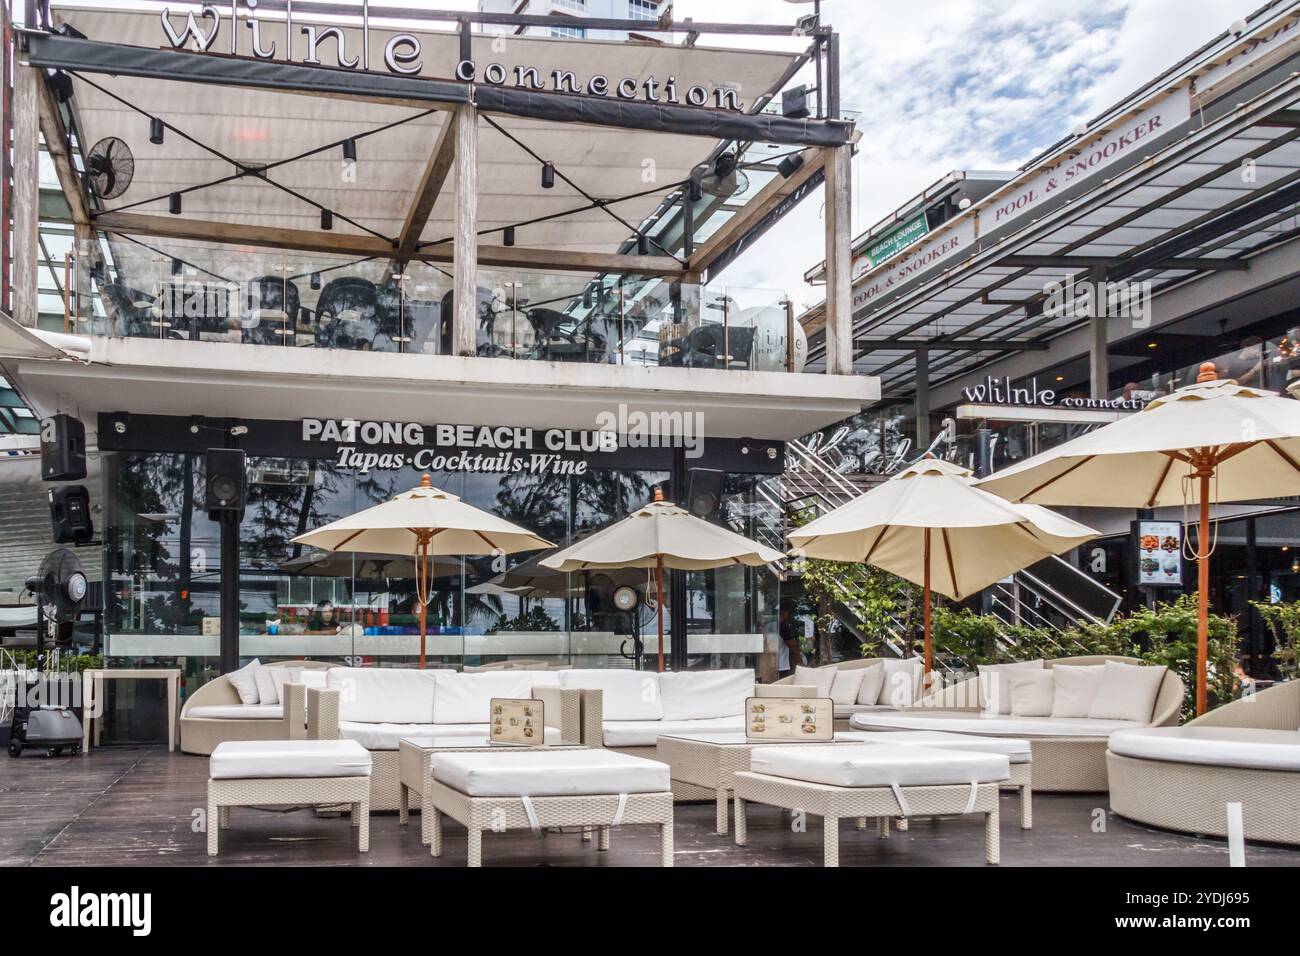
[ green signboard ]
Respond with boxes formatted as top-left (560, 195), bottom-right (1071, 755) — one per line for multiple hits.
top-left (861, 211), bottom-right (930, 269)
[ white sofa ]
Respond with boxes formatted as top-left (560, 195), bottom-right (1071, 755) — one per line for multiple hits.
top-left (180, 660), bottom-right (332, 755)
top-left (306, 667), bottom-right (583, 811)
top-left (847, 656), bottom-right (1185, 792)
top-left (1107, 679), bottom-right (1300, 845)
top-left (773, 657), bottom-right (924, 727)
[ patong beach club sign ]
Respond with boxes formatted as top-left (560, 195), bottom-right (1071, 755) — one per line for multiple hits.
top-left (160, 3), bottom-right (745, 110)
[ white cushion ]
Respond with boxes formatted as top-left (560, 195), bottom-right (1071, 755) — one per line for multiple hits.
top-left (187, 704), bottom-right (284, 720)
top-left (1050, 664), bottom-right (1105, 718)
top-left (254, 668), bottom-right (280, 706)
top-left (659, 670), bottom-right (752, 720)
top-left (839, 730), bottom-right (1032, 764)
top-left (299, 669), bottom-right (328, 691)
top-left (226, 659), bottom-right (262, 705)
top-left (1109, 726), bottom-right (1300, 771)
top-left (602, 716), bottom-right (745, 747)
top-left (210, 739), bottom-right (372, 779)
top-left (433, 671), bottom-right (537, 725)
top-left (793, 664), bottom-right (837, 698)
top-left (341, 720), bottom-right (482, 750)
top-left (428, 749), bottom-right (670, 797)
top-left (829, 668), bottom-right (868, 707)
top-left (834, 703), bottom-right (898, 719)
top-left (528, 672), bottom-right (562, 688)
top-left (560, 669), bottom-right (663, 721)
top-left (327, 667), bottom-right (443, 724)
top-left (1007, 670), bottom-right (1054, 717)
top-left (749, 743), bottom-right (1010, 788)
top-left (855, 663), bottom-right (885, 705)
top-left (978, 660), bottom-right (1044, 714)
top-left (269, 667), bottom-right (302, 701)
top-left (848, 711), bottom-right (1141, 738)
top-left (878, 657), bottom-right (923, 707)
top-left (1088, 661), bottom-right (1166, 723)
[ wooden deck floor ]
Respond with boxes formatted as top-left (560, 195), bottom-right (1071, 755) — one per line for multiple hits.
top-left (3, 746), bottom-right (1297, 867)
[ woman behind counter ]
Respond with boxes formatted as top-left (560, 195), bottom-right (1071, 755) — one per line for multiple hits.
top-left (305, 599), bottom-right (342, 635)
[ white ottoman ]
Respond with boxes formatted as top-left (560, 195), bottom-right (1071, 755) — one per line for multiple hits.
top-left (733, 744), bottom-right (1010, 866)
top-left (841, 730), bottom-right (1035, 828)
top-left (207, 739), bottom-right (373, 857)
top-left (425, 749), bottom-right (674, 866)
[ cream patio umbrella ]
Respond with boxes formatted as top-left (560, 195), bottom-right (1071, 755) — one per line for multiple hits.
top-left (292, 475), bottom-right (554, 667)
top-left (539, 489), bottom-right (785, 672)
top-left (787, 456), bottom-right (1098, 678)
top-left (979, 364), bottom-right (1300, 714)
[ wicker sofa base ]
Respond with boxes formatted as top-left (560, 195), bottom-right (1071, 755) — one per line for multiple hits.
top-left (732, 771), bottom-right (1001, 866)
top-left (206, 775), bottom-right (370, 856)
top-left (1107, 752), bottom-right (1300, 846)
top-left (426, 779), bottom-right (674, 866)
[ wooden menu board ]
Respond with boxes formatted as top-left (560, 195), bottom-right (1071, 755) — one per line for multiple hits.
top-left (489, 698), bottom-right (544, 745)
top-left (745, 697), bottom-right (834, 741)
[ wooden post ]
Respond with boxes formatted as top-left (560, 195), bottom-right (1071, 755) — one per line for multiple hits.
top-left (1197, 468), bottom-right (1210, 716)
top-left (822, 144), bottom-right (854, 376)
top-left (923, 528), bottom-right (933, 678)
top-left (12, 59), bottom-right (39, 327)
top-left (452, 104), bottom-right (478, 357)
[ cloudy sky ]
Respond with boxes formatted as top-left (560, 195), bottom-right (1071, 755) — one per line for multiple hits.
top-left (670, 0), bottom-right (1266, 311)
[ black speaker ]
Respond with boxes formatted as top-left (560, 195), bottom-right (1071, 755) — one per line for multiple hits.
top-left (40, 414), bottom-right (87, 481)
top-left (49, 485), bottom-right (93, 544)
top-left (205, 448), bottom-right (247, 517)
top-left (686, 468), bottom-right (725, 520)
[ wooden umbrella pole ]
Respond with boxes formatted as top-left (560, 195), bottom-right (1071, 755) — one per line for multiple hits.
top-left (656, 554), bottom-right (666, 673)
top-left (1196, 468), bottom-right (1211, 716)
top-left (923, 528), bottom-right (933, 681)
top-left (417, 535), bottom-right (430, 670)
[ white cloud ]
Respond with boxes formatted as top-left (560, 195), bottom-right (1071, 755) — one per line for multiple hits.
top-left (681, 0), bottom-right (1261, 312)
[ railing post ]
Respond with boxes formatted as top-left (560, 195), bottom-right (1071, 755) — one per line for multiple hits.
top-left (452, 103), bottom-right (478, 357)
top-left (822, 144), bottom-right (853, 375)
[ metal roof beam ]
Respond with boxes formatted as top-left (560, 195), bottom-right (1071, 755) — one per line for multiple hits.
top-left (998, 255), bottom-right (1249, 272)
top-left (854, 339), bottom-right (1048, 353)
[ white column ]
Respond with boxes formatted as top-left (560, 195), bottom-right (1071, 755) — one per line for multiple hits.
top-left (452, 104), bottom-right (478, 357)
top-left (823, 145), bottom-right (854, 375)
top-left (13, 61), bottom-right (40, 327)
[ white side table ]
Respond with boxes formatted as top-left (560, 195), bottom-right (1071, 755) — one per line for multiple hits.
top-left (82, 669), bottom-right (182, 753)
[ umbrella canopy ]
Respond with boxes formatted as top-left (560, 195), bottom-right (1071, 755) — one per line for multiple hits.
top-left (292, 475), bottom-right (554, 666)
top-left (978, 365), bottom-right (1300, 713)
top-left (539, 498), bottom-right (785, 573)
top-left (291, 478), bottom-right (555, 557)
top-left (279, 551), bottom-right (461, 581)
top-left (788, 456), bottom-right (1097, 675)
top-left (540, 491), bottom-right (784, 671)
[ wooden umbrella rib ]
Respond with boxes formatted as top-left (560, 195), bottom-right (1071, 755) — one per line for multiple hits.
top-left (473, 530), bottom-right (501, 550)
top-left (1021, 456), bottom-right (1094, 501)
top-left (1213, 442), bottom-right (1254, 465)
top-left (1264, 439), bottom-right (1300, 474)
top-left (862, 525), bottom-right (891, 564)
top-left (941, 528), bottom-right (958, 599)
top-left (333, 528), bottom-right (368, 549)
top-left (1146, 455), bottom-right (1176, 508)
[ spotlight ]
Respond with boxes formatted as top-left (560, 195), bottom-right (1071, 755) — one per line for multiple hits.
top-left (49, 70), bottom-right (74, 104)
top-left (688, 172), bottom-right (702, 203)
top-left (171, 258), bottom-right (182, 276)
top-left (780, 85), bottom-right (809, 119)
top-left (713, 151), bottom-right (738, 179)
top-left (777, 153), bottom-right (804, 179)
top-left (310, 273), bottom-right (321, 291)
top-left (541, 162), bottom-right (555, 189)
top-left (342, 138), bottom-right (357, 162)
top-left (503, 226), bottom-right (515, 247)
top-left (169, 192), bottom-right (182, 215)
top-left (320, 208), bottom-right (333, 230)
top-left (149, 117), bottom-right (165, 145)
top-left (636, 233), bottom-right (649, 256)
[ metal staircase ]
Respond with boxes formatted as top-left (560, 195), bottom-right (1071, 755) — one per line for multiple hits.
top-left (778, 437), bottom-right (1120, 672)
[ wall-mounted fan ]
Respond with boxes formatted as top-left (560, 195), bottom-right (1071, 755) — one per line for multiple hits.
top-left (696, 151), bottom-right (749, 198)
top-left (25, 548), bottom-right (88, 649)
top-left (85, 136), bottom-right (135, 200)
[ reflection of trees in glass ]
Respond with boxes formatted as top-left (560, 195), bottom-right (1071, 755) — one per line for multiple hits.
top-left (573, 469), bottom-right (658, 534)
top-left (492, 470), bottom-right (569, 544)
top-left (490, 605), bottom-right (561, 633)
top-left (110, 454), bottom-right (191, 633)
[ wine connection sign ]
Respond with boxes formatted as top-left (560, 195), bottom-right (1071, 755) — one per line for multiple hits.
top-left (158, 4), bottom-right (745, 110)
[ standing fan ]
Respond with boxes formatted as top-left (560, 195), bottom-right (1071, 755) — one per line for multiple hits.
top-left (696, 151), bottom-right (750, 198)
top-left (25, 548), bottom-right (89, 647)
top-left (85, 136), bottom-right (135, 200)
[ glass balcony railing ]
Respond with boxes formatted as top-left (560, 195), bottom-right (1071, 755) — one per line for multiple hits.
top-left (74, 234), bottom-right (805, 373)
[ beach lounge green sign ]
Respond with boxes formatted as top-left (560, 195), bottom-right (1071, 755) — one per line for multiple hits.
top-left (862, 211), bottom-right (929, 268)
